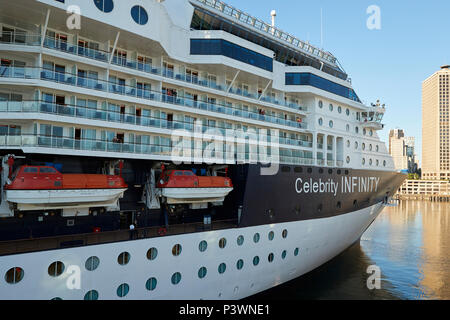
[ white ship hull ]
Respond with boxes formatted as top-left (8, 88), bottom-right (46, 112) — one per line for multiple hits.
top-left (0, 203), bottom-right (384, 300)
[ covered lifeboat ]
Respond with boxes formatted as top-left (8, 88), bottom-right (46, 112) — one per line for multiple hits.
top-left (5, 165), bottom-right (128, 211)
top-left (156, 170), bottom-right (233, 204)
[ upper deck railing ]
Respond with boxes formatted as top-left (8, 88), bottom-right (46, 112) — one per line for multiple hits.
top-left (191, 0), bottom-right (338, 67)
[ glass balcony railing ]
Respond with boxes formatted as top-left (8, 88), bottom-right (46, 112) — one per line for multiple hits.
top-left (0, 100), bottom-right (313, 150)
top-left (0, 133), bottom-right (315, 166)
top-left (0, 67), bottom-right (308, 131)
top-left (0, 32), bottom-right (307, 113)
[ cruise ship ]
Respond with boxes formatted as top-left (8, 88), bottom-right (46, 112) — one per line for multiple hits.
top-left (0, 0), bottom-right (406, 300)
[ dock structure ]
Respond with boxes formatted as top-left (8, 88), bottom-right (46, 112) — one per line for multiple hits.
top-left (396, 179), bottom-right (450, 201)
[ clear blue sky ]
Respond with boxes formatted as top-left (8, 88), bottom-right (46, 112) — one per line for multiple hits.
top-left (224, 0), bottom-right (450, 163)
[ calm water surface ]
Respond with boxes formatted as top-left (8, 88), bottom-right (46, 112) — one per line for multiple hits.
top-left (253, 201), bottom-right (450, 300)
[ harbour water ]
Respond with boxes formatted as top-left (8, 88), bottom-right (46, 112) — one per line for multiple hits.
top-left (252, 201), bottom-right (450, 300)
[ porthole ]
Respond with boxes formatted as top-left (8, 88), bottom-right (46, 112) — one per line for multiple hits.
top-left (338, 106), bottom-right (342, 113)
top-left (376, 159), bottom-right (380, 166)
top-left (117, 283), bottom-right (129, 297)
top-left (236, 259), bottom-right (244, 270)
top-left (337, 201), bottom-right (342, 209)
top-left (218, 263), bottom-right (226, 274)
top-left (172, 244), bottom-right (182, 256)
top-left (294, 167), bottom-right (303, 173)
top-left (346, 140), bottom-right (350, 148)
top-left (346, 156), bottom-right (350, 164)
top-left (329, 120), bottom-right (334, 128)
top-left (362, 143), bottom-right (366, 151)
top-left (281, 250), bottom-right (287, 260)
top-left (146, 277), bottom-right (157, 291)
top-left (93, 0), bottom-right (114, 13)
top-left (328, 169), bottom-right (333, 174)
top-left (281, 166), bottom-right (291, 173)
top-left (237, 235), bottom-right (244, 246)
top-left (318, 100), bottom-right (323, 108)
top-left (85, 256), bottom-right (100, 271)
top-left (294, 248), bottom-right (299, 256)
top-left (329, 104), bottom-right (333, 112)
top-left (282, 229), bottom-right (288, 238)
top-left (363, 128), bottom-right (367, 135)
top-left (369, 159), bottom-right (373, 166)
top-left (219, 238), bottom-right (227, 249)
top-left (117, 252), bottom-right (130, 265)
top-left (51, 297), bottom-right (62, 300)
top-left (198, 267), bottom-right (207, 279)
top-left (48, 261), bottom-right (65, 277)
top-left (84, 290), bottom-right (99, 300)
top-left (346, 108), bottom-right (350, 116)
top-left (318, 118), bottom-right (323, 126)
top-left (131, 5), bottom-right (149, 25)
top-left (199, 240), bottom-right (208, 252)
top-left (268, 231), bottom-right (274, 241)
top-left (345, 170), bottom-right (349, 175)
top-left (307, 168), bottom-right (312, 174)
top-left (383, 160), bottom-right (387, 167)
top-left (253, 233), bottom-right (260, 243)
top-left (317, 204), bottom-right (323, 212)
top-left (171, 272), bottom-right (181, 285)
top-left (362, 158), bottom-right (366, 165)
top-left (319, 168), bottom-right (324, 174)
top-left (376, 145), bottom-right (379, 152)
top-left (370, 130), bottom-right (373, 137)
top-left (268, 253), bottom-right (274, 263)
top-left (355, 142), bottom-right (358, 149)
top-left (5, 267), bottom-right (24, 284)
top-left (353, 200), bottom-right (358, 207)
top-left (369, 144), bottom-right (373, 151)
top-left (337, 169), bottom-right (342, 175)
top-left (253, 256), bottom-right (260, 266)
top-left (346, 124), bottom-right (350, 132)
top-left (147, 248), bottom-right (158, 261)
top-left (294, 205), bottom-right (301, 215)
top-left (355, 126), bottom-right (359, 134)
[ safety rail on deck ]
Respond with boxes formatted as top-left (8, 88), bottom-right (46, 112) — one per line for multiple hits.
top-left (0, 219), bottom-right (238, 256)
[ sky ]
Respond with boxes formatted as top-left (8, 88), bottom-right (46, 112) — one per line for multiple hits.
top-left (222, 0), bottom-right (450, 164)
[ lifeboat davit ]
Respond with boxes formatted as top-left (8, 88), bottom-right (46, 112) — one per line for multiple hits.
top-left (156, 170), bottom-right (233, 204)
top-left (5, 165), bottom-right (128, 211)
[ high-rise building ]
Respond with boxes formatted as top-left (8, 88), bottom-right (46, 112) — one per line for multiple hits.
top-left (422, 66), bottom-right (450, 180)
top-left (389, 129), bottom-right (418, 172)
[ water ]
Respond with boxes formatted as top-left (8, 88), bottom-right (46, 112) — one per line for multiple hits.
top-left (253, 201), bottom-right (450, 300)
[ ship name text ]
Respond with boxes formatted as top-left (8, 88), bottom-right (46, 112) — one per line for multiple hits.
top-left (295, 176), bottom-right (381, 196)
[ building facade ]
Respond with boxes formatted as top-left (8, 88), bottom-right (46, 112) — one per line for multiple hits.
top-left (389, 129), bottom-right (418, 172)
top-left (422, 66), bottom-right (450, 180)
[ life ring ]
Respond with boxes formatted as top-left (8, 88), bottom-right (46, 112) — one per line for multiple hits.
top-left (158, 227), bottom-right (167, 236)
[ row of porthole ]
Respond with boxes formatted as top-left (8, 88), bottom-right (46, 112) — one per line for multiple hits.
top-left (283, 166), bottom-right (350, 175)
top-left (318, 101), bottom-right (348, 116)
top-left (316, 199), bottom-right (364, 213)
top-left (345, 155), bottom-right (387, 167)
top-left (52, 248), bottom-right (302, 300)
top-left (347, 140), bottom-right (380, 152)
top-left (4, 230), bottom-right (289, 284)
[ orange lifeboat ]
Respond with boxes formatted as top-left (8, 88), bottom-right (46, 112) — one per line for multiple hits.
top-left (5, 166), bottom-right (128, 211)
top-left (157, 170), bottom-right (233, 204)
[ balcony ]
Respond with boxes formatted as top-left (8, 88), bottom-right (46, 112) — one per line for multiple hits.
top-left (0, 32), bottom-right (308, 114)
top-left (0, 100), bottom-right (313, 151)
top-left (0, 133), bottom-right (315, 166)
top-left (0, 67), bottom-right (308, 131)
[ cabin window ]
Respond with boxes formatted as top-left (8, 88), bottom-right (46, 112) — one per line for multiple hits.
top-left (146, 248), bottom-right (158, 261)
top-left (94, 0), bottom-right (114, 13)
top-left (146, 278), bottom-right (157, 291)
top-left (174, 171), bottom-right (183, 176)
top-left (116, 283), bottom-right (129, 298)
top-left (172, 244), bottom-right (182, 256)
top-left (4, 267), bottom-right (24, 284)
top-left (117, 252), bottom-right (130, 265)
top-left (131, 5), bottom-right (148, 25)
top-left (48, 261), bottom-right (65, 277)
top-left (24, 167), bottom-right (38, 173)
